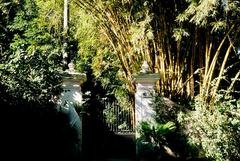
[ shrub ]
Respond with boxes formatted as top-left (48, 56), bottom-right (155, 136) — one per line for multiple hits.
top-left (137, 121), bottom-right (176, 161)
top-left (178, 94), bottom-right (240, 161)
top-left (137, 93), bottom-right (192, 160)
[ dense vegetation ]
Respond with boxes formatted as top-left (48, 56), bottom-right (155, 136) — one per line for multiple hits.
top-left (0, 0), bottom-right (63, 105)
top-left (0, 0), bottom-right (240, 160)
top-left (0, 1), bottom-right (77, 160)
top-left (59, 0), bottom-right (240, 112)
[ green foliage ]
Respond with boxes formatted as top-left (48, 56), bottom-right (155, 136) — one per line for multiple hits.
top-left (180, 0), bottom-right (221, 27)
top-left (35, 0), bottom-right (63, 36)
top-left (72, 8), bottom-right (133, 108)
top-left (91, 49), bottom-right (133, 109)
top-left (137, 121), bottom-right (176, 161)
top-left (0, 0), bottom-right (63, 104)
top-left (139, 121), bottom-right (176, 143)
top-left (0, 0), bottom-right (21, 53)
top-left (172, 28), bottom-right (190, 41)
top-left (151, 93), bottom-right (184, 123)
top-left (73, 10), bottom-right (98, 68)
top-left (177, 0), bottom-right (240, 30)
top-left (178, 93), bottom-right (240, 161)
top-left (129, 9), bottom-right (154, 54)
top-left (136, 93), bottom-right (194, 160)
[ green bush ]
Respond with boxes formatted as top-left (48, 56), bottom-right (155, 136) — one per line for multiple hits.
top-left (151, 93), bottom-right (183, 123)
top-left (137, 93), bottom-right (193, 160)
top-left (137, 121), bottom-right (176, 161)
top-left (0, 0), bottom-right (62, 105)
top-left (178, 94), bottom-right (240, 161)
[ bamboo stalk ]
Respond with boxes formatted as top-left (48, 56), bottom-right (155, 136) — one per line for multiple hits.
top-left (205, 25), bottom-right (234, 98)
top-left (225, 70), bottom-right (240, 97)
top-left (210, 44), bottom-right (233, 109)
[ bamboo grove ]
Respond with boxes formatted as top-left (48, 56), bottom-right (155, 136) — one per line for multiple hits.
top-left (71, 0), bottom-right (239, 107)
top-left (20, 0), bottom-right (240, 110)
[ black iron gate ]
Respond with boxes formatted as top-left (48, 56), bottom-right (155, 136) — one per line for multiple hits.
top-left (103, 100), bottom-right (135, 134)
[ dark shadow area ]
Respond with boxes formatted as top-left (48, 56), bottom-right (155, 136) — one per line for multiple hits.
top-left (0, 101), bottom-right (81, 161)
top-left (79, 66), bottom-right (135, 160)
top-left (81, 113), bottom-right (135, 161)
top-left (101, 132), bottom-right (135, 160)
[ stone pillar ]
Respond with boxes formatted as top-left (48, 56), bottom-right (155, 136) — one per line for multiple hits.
top-left (134, 61), bottom-right (160, 155)
top-left (57, 62), bottom-right (86, 158)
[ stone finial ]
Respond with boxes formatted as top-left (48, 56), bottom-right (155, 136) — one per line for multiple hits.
top-left (140, 61), bottom-right (150, 73)
top-left (68, 62), bottom-right (75, 72)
